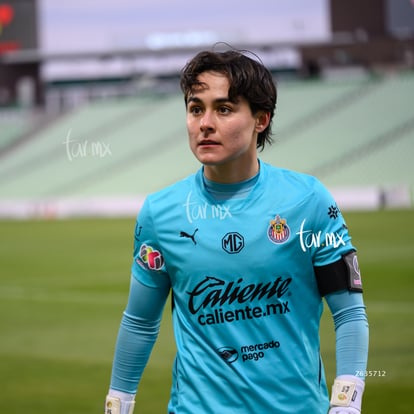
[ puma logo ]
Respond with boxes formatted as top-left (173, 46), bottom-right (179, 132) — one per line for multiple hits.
top-left (180, 228), bottom-right (199, 245)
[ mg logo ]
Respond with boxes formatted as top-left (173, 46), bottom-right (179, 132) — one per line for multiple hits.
top-left (222, 232), bottom-right (244, 254)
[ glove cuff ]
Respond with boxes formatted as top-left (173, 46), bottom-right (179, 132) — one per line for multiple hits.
top-left (105, 392), bottom-right (135, 414)
top-left (330, 375), bottom-right (365, 411)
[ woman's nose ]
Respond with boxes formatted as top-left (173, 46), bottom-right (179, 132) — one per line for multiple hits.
top-left (200, 111), bottom-right (215, 133)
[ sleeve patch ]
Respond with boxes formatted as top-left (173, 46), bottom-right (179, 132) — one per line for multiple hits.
top-left (135, 243), bottom-right (165, 271)
top-left (343, 251), bottom-right (363, 292)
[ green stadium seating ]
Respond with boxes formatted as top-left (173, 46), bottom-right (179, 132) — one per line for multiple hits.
top-left (0, 72), bottom-right (413, 202)
top-left (0, 109), bottom-right (32, 150)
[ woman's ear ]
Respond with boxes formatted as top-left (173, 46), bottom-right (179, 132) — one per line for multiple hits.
top-left (255, 111), bottom-right (271, 132)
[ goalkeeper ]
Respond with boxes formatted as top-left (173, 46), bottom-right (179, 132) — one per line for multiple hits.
top-left (105, 48), bottom-right (369, 414)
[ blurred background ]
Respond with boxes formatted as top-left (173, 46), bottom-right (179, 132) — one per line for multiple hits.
top-left (0, 1), bottom-right (414, 414)
top-left (0, 0), bottom-right (413, 217)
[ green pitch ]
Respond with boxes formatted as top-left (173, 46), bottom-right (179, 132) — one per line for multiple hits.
top-left (0, 210), bottom-right (413, 413)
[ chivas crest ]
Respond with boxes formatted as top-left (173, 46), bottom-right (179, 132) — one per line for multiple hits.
top-left (268, 215), bottom-right (290, 244)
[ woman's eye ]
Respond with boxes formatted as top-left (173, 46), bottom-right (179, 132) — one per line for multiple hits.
top-left (218, 106), bottom-right (231, 114)
top-left (189, 106), bottom-right (202, 115)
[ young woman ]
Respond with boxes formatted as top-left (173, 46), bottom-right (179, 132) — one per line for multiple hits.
top-left (105, 49), bottom-right (368, 414)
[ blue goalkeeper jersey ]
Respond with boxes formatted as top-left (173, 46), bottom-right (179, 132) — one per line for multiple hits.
top-left (132, 160), bottom-right (355, 414)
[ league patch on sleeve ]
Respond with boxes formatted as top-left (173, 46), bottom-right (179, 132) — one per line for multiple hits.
top-left (136, 243), bottom-right (165, 271)
top-left (343, 251), bottom-right (363, 292)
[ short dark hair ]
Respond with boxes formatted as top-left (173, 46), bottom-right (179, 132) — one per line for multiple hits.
top-left (180, 49), bottom-right (277, 150)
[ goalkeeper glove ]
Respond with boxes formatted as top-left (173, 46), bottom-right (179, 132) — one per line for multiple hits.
top-left (328, 375), bottom-right (365, 414)
top-left (105, 390), bottom-right (135, 414)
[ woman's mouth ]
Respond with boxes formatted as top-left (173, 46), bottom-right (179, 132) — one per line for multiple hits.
top-left (199, 140), bottom-right (219, 146)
